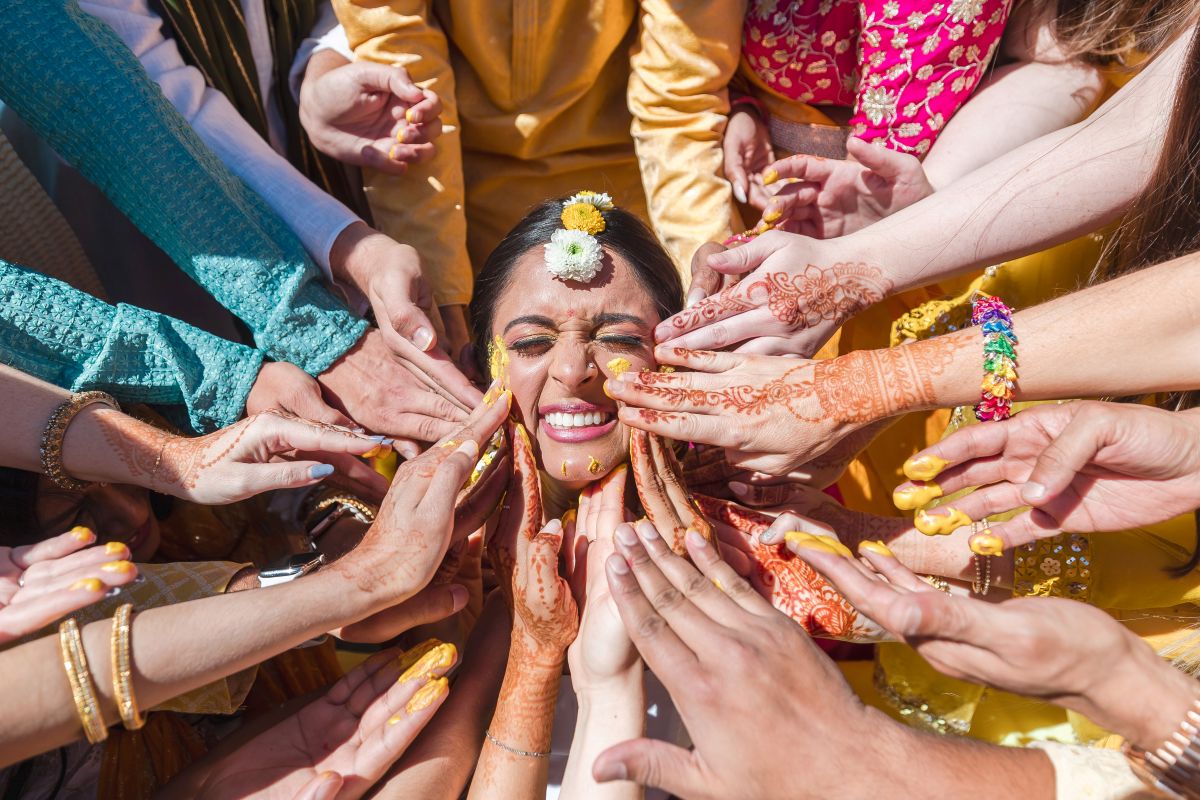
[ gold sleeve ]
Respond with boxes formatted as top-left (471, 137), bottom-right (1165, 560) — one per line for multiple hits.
top-left (628, 0), bottom-right (747, 274)
top-left (333, 0), bottom-right (473, 306)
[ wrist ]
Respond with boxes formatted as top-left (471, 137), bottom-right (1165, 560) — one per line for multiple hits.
top-left (328, 221), bottom-right (375, 290)
top-left (574, 665), bottom-right (643, 705)
top-left (1104, 647), bottom-right (1199, 750)
top-left (62, 406), bottom-right (172, 488)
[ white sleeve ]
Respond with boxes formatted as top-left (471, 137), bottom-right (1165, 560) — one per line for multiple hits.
top-left (1030, 742), bottom-right (1159, 800)
top-left (288, 2), bottom-right (354, 102)
top-left (79, 0), bottom-right (359, 278)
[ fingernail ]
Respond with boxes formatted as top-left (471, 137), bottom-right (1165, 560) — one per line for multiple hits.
top-left (686, 529), bottom-right (708, 549)
top-left (686, 287), bottom-right (706, 308)
top-left (412, 327), bottom-right (435, 352)
top-left (784, 531), bottom-right (851, 557)
top-left (544, 517), bottom-right (563, 535)
top-left (309, 464), bottom-right (335, 479)
top-left (362, 444), bottom-right (387, 459)
top-left (762, 207), bottom-right (783, 223)
top-left (399, 642), bottom-right (457, 684)
top-left (1022, 482), bottom-right (1046, 502)
top-left (732, 183), bottom-right (748, 203)
top-left (636, 520), bottom-right (659, 541)
top-left (388, 144), bottom-right (398, 160)
top-left (602, 381), bottom-right (618, 399)
top-left (406, 676), bottom-right (449, 714)
top-left (913, 507), bottom-right (971, 536)
top-left (396, 639), bottom-right (440, 672)
top-left (595, 761), bottom-right (629, 782)
top-left (892, 481), bottom-right (942, 511)
top-left (762, 168), bottom-right (779, 185)
top-left (69, 526), bottom-right (95, 543)
top-left (615, 524), bottom-right (638, 547)
top-left (729, 481), bottom-right (748, 496)
top-left (396, 126), bottom-right (408, 144)
top-left (372, 435), bottom-right (393, 445)
top-left (902, 454), bottom-right (949, 482)
top-left (100, 560), bottom-right (136, 574)
top-left (449, 584), bottom-right (469, 611)
top-left (858, 540), bottom-right (894, 558)
top-left (607, 554), bottom-right (630, 575)
top-left (404, 107), bottom-right (416, 124)
top-left (606, 357), bottom-right (632, 376)
top-left (400, 443), bottom-right (420, 460)
top-left (969, 530), bottom-right (1004, 557)
top-left (104, 541), bottom-right (129, 556)
top-left (70, 578), bottom-right (103, 592)
top-left (561, 508), bottom-right (577, 528)
top-left (455, 439), bottom-right (480, 458)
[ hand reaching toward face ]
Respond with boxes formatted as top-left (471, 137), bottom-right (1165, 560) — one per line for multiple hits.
top-left (796, 541), bottom-right (1200, 752)
top-left (300, 56), bottom-right (442, 174)
top-left (756, 138), bottom-right (934, 240)
top-left (511, 516), bottom-right (579, 658)
top-left (0, 528), bottom-right (137, 643)
top-left (653, 231), bottom-right (893, 356)
top-left (893, 401), bottom-right (1200, 552)
top-left (193, 645), bottom-right (456, 800)
top-left (723, 108), bottom-right (776, 209)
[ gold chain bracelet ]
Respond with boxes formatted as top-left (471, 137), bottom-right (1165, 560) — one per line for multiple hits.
top-left (59, 617), bottom-right (108, 744)
top-left (40, 391), bottom-right (120, 491)
top-left (110, 604), bottom-right (144, 730)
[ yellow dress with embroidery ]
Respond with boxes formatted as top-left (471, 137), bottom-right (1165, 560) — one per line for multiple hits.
top-left (332, 0), bottom-right (748, 304)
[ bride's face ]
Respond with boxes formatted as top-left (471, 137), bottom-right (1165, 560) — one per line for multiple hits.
top-left (490, 247), bottom-right (661, 488)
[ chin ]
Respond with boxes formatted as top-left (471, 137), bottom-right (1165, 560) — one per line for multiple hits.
top-left (534, 423), bottom-right (630, 485)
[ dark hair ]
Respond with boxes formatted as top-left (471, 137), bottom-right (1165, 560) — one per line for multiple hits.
top-left (469, 199), bottom-right (684, 373)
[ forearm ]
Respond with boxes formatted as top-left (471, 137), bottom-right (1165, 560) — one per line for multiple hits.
top-left (468, 636), bottom-right (564, 800)
top-left (923, 58), bottom-right (1104, 188)
top-left (561, 672), bottom-right (645, 800)
top-left (1089, 639), bottom-right (1200, 751)
top-left (0, 570), bottom-right (380, 767)
top-left (847, 31), bottom-right (1186, 294)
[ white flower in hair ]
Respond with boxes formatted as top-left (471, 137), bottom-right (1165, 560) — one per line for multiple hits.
top-left (545, 228), bottom-right (603, 283)
top-left (564, 191), bottom-right (614, 211)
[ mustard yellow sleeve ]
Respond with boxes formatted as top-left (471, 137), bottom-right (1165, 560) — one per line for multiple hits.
top-left (332, 1), bottom-right (473, 306)
top-left (628, 0), bottom-right (747, 273)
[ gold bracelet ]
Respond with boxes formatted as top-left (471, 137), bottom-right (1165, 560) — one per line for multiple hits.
top-left (970, 520), bottom-right (993, 596)
top-left (922, 575), bottom-right (952, 594)
top-left (109, 604), bottom-right (144, 730)
top-left (308, 494), bottom-right (377, 526)
top-left (40, 391), bottom-right (120, 491)
top-left (59, 617), bottom-right (108, 744)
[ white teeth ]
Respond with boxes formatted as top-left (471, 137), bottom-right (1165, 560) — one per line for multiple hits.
top-left (546, 411), bottom-right (611, 429)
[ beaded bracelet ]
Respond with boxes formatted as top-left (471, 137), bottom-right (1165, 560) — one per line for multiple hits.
top-left (40, 391), bottom-right (121, 491)
top-left (1125, 696), bottom-right (1200, 799)
top-left (485, 729), bottom-right (550, 759)
top-left (970, 293), bottom-right (1017, 422)
top-left (59, 617), bottom-right (108, 744)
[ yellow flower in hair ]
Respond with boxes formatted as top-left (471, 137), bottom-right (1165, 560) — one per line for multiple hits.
top-left (561, 202), bottom-right (606, 235)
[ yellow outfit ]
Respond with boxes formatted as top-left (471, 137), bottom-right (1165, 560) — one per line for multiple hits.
top-left (334, 0), bottom-right (746, 305)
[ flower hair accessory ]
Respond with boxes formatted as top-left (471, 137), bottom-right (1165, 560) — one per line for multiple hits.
top-left (545, 191), bottom-right (614, 283)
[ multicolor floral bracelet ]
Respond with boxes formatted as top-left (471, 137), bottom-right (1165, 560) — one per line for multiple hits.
top-left (971, 293), bottom-right (1017, 422)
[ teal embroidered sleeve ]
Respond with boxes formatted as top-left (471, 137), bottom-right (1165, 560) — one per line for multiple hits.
top-left (0, 0), bottom-right (366, 376)
top-left (0, 260), bottom-right (262, 432)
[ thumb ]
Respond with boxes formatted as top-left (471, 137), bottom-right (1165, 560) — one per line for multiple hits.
top-left (846, 136), bottom-right (911, 182)
top-left (688, 242), bottom-right (727, 307)
top-left (1021, 413), bottom-right (1103, 506)
top-left (724, 154), bottom-right (751, 205)
top-left (706, 230), bottom-right (790, 275)
top-left (295, 771), bottom-right (343, 800)
top-left (379, 64), bottom-right (426, 105)
top-left (593, 739), bottom-right (710, 798)
top-left (386, 301), bottom-right (438, 353)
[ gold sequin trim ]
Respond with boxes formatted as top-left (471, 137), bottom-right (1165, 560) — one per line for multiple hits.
top-left (1012, 533), bottom-right (1092, 602)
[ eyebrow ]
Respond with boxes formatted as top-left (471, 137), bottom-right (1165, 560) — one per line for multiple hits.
top-left (502, 312), bottom-right (648, 333)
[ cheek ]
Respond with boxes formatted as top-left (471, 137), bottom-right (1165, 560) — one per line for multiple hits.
top-left (505, 356), bottom-right (549, 424)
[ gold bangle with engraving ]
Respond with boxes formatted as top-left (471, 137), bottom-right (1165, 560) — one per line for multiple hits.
top-left (59, 617), bottom-right (108, 744)
top-left (109, 604), bottom-right (144, 730)
top-left (40, 391), bottom-right (120, 491)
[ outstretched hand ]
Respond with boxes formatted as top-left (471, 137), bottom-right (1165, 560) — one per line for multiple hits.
top-left (893, 401), bottom-right (1200, 552)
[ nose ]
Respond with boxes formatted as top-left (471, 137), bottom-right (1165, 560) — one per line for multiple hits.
top-left (548, 340), bottom-right (597, 391)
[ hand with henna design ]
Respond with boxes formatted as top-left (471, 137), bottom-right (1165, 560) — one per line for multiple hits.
top-left (0, 527), bottom-right (137, 644)
top-left (608, 345), bottom-right (958, 476)
top-left (796, 542), bottom-right (1200, 753)
top-left (893, 401), bottom-right (1200, 552)
top-left (653, 230), bottom-right (893, 356)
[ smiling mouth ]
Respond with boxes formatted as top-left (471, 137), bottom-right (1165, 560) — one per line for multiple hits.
top-left (539, 407), bottom-right (618, 443)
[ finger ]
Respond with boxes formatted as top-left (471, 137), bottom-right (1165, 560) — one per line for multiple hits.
top-left (796, 544), bottom-right (919, 639)
top-left (901, 423), bottom-right (1015, 482)
top-left (294, 772), bottom-right (343, 800)
top-left (966, 509), bottom-right (1070, 552)
top-left (687, 242), bottom-right (727, 308)
top-left (943, 482), bottom-right (1027, 523)
top-left (595, 464), bottom-right (628, 542)
top-left (846, 136), bottom-right (911, 182)
top-left (631, 522), bottom-right (749, 625)
top-left (614, 524), bottom-right (726, 649)
top-left (335, 583), bottom-right (469, 643)
top-left (0, 579), bottom-right (113, 643)
top-left (256, 416), bottom-right (385, 457)
top-left (392, 116), bottom-right (444, 146)
top-left (10, 526), bottom-right (96, 568)
top-left (17, 541), bottom-right (130, 583)
top-left (401, 86), bottom-right (442, 124)
top-left (683, 527), bottom-right (775, 617)
top-left (391, 337), bottom-right (484, 410)
top-left (856, 545), bottom-right (932, 593)
top-left (665, 307), bottom-right (787, 352)
top-left (616, 407), bottom-right (730, 447)
top-left (350, 62), bottom-right (421, 104)
top-left (386, 300), bottom-right (441, 355)
top-left (605, 553), bottom-right (699, 676)
top-left (1021, 412), bottom-right (1106, 506)
top-left (317, 452), bottom-right (392, 502)
top-left (768, 152), bottom-right (839, 183)
top-left (356, 143), bottom-right (412, 175)
top-left (418, 391), bottom-right (512, 499)
top-left (725, 155), bottom-right (751, 206)
top-left (759, 181), bottom-right (820, 227)
top-left (593, 739), bottom-right (708, 797)
top-left (757, 511), bottom-right (836, 545)
top-left (652, 345), bottom-right (751, 373)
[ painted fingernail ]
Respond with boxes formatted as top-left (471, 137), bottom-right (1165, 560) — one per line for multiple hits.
top-left (1021, 481), bottom-right (1046, 502)
top-left (762, 207), bottom-right (783, 223)
top-left (969, 529), bottom-right (1004, 556)
top-left (732, 183), bottom-right (748, 204)
top-left (615, 524), bottom-right (638, 547)
top-left (784, 532), bottom-right (840, 556)
top-left (406, 676), bottom-right (449, 714)
top-left (397, 639), bottom-right (441, 672)
top-left (396, 126), bottom-right (408, 144)
top-left (561, 508), bottom-right (577, 528)
top-left (399, 642), bottom-right (457, 684)
top-left (70, 578), bottom-right (104, 592)
top-left (606, 357), bottom-right (632, 376)
top-left (858, 540), bottom-right (894, 558)
top-left (686, 287), bottom-right (706, 308)
top-left (309, 464), bottom-right (335, 479)
top-left (412, 327), bottom-right (435, 352)
top-left (636, 520), bottom-right (660, 541)
top-left (607, 554), bottom-right (630, 575)
top-left (892, 480), bottom-right (943, 511)
top-left (762, 168), bottom-right (779, 185)
top-left (404, 107), bottom-right (416, 124)
top-left (595, 761), bottom-right (629, 782)
top-left (362, 443), bottom-right (389, 459)
top-left (903, 454), bottom-right (949, 482)
top-left (69, 526), bottom-right (95, 544)
top-left (104, 541), bottom-right (129, 556)
top-left (913, 507), bottom-right (971, 536)
top-left (686, 529), bottom-right (708, 549)
top-left (100, 560), bottom-right (136, 574)
top-left (455, 439), bottom-right (480, 458)
top-left (388, 144), bottom-right (398, 160)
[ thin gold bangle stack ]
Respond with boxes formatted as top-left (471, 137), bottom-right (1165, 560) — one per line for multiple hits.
top-left (40, 391), bottom-right (120, 491)
top-left (59, 604), bottom-right (144, 744)
top-left (970, 519), bottom-right (992, 596)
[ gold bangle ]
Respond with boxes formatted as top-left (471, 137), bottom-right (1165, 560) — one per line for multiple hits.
top-left (309, 494), bottom-right (377, 525)
top-left (109, 604), bottom-right (144, 730)
top-left (40, 391), bottom-right (120, 491)
top-left (970, 520), bottom-right (993, 596)
top-left (922, 575), bottom-right (952, 594)
top-left (59, 617), bottom-right (108, 744)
